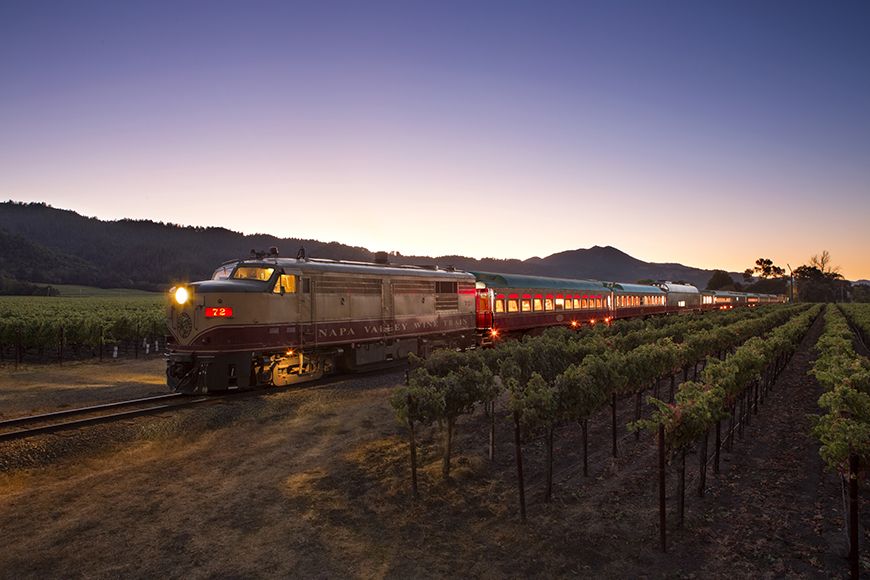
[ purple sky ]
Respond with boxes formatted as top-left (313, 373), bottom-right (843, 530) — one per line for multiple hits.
top-left (2, 2), bottom-right (868, 280)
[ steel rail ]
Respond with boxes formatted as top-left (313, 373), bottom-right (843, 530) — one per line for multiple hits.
top-left (0, 366), bottom-right (402, 444)
top-left (0, 393), bottom-right (188, 430)
top-left (0, 395), bottom-right (215, 443)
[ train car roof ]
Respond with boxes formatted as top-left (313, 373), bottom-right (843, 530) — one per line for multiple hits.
top-left (607, 282), bottom-right (666, 294)
top-left (232, 258), bottom-right (475, 280)
top-left (469, 271), bottom-right (608, 292)
top-left (652, 282), bottom-right (700, 294)
top-left (701, 290), bottom-right (751, 298)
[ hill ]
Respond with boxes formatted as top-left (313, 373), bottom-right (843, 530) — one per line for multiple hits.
top-left (0, 201), bottom-right (730, 290)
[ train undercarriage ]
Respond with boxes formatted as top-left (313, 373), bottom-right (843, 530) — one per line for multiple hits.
top-left (166, 331), bottom-right (476, 394)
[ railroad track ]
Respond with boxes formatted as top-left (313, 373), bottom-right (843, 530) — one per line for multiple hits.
top-left (0, 393), bottom-right (216, 443)
top-left (0, 365), bottom-right (406, 444)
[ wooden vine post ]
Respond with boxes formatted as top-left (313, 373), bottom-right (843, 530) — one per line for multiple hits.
top-left (714, 419), bottom-right (721, 474)
top-left (406, 392), bottom-right (418, 498)
top-left (513, 410), bottom-right (526, 522)
top-left (658, 424), bottom-right (667, 553)
top-left (611, 392), bottom-right (618, 458)
top-left (677, 446), bottom-right (686, 527)
top-left (849, 453), bottom-right (859, 580)
top-left (698, 431), bottom-right (708, 497)
top-left (635, 390), bottom-right (642, 441)
top-left (488, 402), bottom-right (495, 461)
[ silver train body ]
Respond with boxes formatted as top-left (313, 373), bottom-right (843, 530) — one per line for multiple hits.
top-left (166, 254), bottom-right (476, 393)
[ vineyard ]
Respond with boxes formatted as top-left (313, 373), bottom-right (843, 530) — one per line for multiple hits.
top-left (389, 302), bottom-right (870, 564)
top-left (0, 295), bottom-right (167, 363)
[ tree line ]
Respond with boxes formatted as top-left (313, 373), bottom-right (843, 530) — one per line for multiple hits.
top-left (705, 252), bottom-right (866, 303)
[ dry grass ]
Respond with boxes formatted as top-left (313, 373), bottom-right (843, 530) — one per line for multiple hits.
top-left (0, 358), bottom-right (167, 418)
top-left (0, 338), bottom-right (861, 579)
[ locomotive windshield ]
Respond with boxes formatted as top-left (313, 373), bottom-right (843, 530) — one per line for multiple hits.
top-left (231, 266), bottom-right (276, 281)
top-left (211, 262), bottom-right (238, 280)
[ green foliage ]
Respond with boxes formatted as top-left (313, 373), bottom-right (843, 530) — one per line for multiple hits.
top-left (809, 305), bottom-right (870, 479)
top-left (0, 295), bottom-right (167, 348)
top-left (634, 304), bottom-right (821, 450)
top-left (812, 385), bottom-right (870, 478)
top-left (390, 349), bottom-right (499, 479)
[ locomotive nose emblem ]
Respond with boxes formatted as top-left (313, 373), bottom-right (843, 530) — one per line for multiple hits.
top-left (177, 313), bottom-right (192, 338)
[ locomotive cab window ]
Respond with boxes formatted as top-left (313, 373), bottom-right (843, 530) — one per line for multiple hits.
top-left (232, 267), bottom-right (275, 281)
top-left (272, 274), bottom-right (296, 294)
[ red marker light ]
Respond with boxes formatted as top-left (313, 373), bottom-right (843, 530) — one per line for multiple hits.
top-left (205, 307), bottom-right (233, 318)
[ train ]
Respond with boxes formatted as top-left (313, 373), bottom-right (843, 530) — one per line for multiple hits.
top-left (165, 248), bottom-right (786, 393)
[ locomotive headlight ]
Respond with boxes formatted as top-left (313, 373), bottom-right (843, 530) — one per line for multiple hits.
top-left (174, 287), bottom-right (190, 305)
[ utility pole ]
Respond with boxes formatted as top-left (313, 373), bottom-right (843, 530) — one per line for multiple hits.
top-left (787, 264), bottom-right (795, 303)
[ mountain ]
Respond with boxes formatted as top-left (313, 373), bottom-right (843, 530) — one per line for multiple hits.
top-left (1, 201), bottom-right (730, 290)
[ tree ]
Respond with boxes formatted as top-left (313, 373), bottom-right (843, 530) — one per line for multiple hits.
top-left (810, 250), bottom-right (841, 278)
top-left (852, 284), bottom-right (870, 303)
top-left (794, 252), bottom-right (845, 302)
top-left (706, 270), bottom-right (736, 291)
top-left (743, 269), bottom-right (755, 284)
top-left (752, 258), bottom-right (785, 279)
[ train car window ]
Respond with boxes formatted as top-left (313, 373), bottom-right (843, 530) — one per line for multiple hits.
top-left (545, 297), bottom-right (554, 311)
top-left (573, 298), bottom-right (581, 309)
top-left (533, 297), bottom-right (543, 311)
top-left (301, 278), bottom-right (311, 294)
top-left (556, 296), bottom-right (565, 310)
top-left (581, 298), bottom-right (588, 309)
top-left (232, 267), bottom-right (275, 281)
top-left (272, 274), bottom-right (296, 294)
top-left (495, 299), bottom-right (505, 313)
top-left (596, 297), bottom-right (602, 309)
top-left (508, 299), bottom-right (519, 313)
top-left (521, 299), bottom-right (531, 312)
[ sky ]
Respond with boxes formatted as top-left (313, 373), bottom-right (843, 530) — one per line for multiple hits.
top-left (2, 1), bottom-right (869, 280)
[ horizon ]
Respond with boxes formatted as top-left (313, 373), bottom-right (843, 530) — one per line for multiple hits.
top-left (2, 2), bottom-right (868, 279)
top-left (10, 199), bottom-right (868, 284)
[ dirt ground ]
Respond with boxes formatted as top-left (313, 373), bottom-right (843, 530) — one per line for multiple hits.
top-left (0, 313), bottom-right (867, 579)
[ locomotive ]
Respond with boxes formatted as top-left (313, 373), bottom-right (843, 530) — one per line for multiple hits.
top-left (165, 249), bottom-right (785, 393)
